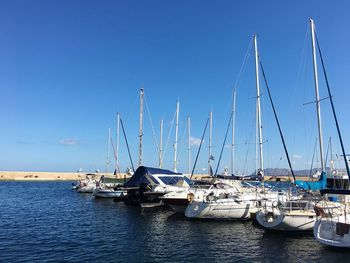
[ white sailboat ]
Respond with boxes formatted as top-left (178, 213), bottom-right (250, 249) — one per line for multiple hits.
top-left (162, 177), bottom-right (242, 213)
top-left (314, 190), bottom-right (350, 247)
top-left (74, 173), bottom-right (98, 193)
top-left (256, 18), bottom-right (327, 231)
top-left (184, 35), bottom-right (265, 220)
top-left (311, 17), bottom-right (350, 247)
top-left (93, 122), bottom-right (128, 198)
top-left (93, 176), bottom-right (127, 198)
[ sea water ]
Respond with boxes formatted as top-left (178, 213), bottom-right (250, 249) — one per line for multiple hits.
top-left (0, 181), bottom-right (349, 262)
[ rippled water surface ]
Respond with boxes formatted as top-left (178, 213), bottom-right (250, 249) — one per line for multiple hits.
top-left (1, 181), bottom-right (350, 262)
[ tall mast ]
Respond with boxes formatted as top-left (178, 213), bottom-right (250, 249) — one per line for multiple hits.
top-left (188, 116), bottom-right (191, 175)
top-left (231, 89), bottom-right (236, 175)
top-left (116, 112), bottom-right (120, 174)
top-left (310, 18), bottom-right (325, 172)
top-left (106, 127), bottom-right (111, 175)
top-left (138, 87), bottom-right (144, 167)
top-left (208, 110), bottom-right (213, 175)
top-left (329, 137), bottom-right (334, 171)
top-left (255, 96), bottom-right (259, 174)
top-left (254, 35), bottom-right (264, 176)
top-left (159, 119), bottom-right (163, 168)
top-left (174, 100), bottom-right (180, 172)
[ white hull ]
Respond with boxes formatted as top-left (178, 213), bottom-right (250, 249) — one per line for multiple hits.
top-left (256, 210), bottom-right (315, 231)
top-left (314, 217), bottom-right (350, 247)
top-left (185, 199), bottom-right (258, 220)
top-left (74, 174), bottom-right (98, 193)
top-left (93, 188), bottom-right (126, 198)
top-left (76, 185), bottom-right (95, 193)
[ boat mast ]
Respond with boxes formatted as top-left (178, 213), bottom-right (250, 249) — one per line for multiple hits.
top-left (208, 109), bottom-right (213, 175)
top-left (116, 112), bottom-right (120, 175)
top-left (231, 89), bottom-right (236, 175)
top-left (310, 18), bottom-right (325, 172)
top-left (174, 100), bottom-right (180, 172)
top-left (329, 137), bottom-right (334, 171)
top-left (138, 87), bottom-right (144, 167)
top-left (254, 35), bottom-right (264, 176)
top-left (188, 116), bottom-right (191, 175)
top-left (106, 127), bottom-right (111, 175)
top-left (255, 95), bottom-right (259, 175)
top-left (159, 119), bottom-right (163, 168)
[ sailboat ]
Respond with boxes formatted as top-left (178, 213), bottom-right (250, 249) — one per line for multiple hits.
top-left (184, 35), bottom-right (268, 220)
top-left (74, 173), bottom-right (98, 193)
top-left (310, 18), bottom-right (350, 246)
top-left (255, 19), bottom-right (328, 231)
top-left (313, 190), bottom-right (350, 247)
top-left (162, 114), bottom-right (243, 213)
top-left (93, 122), bottom-right (128, 198)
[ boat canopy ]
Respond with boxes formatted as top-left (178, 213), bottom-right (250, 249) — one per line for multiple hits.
top-left (295, 171), bottom-right (327, 191)
top-left (124, 166), bottom-right (182, 187)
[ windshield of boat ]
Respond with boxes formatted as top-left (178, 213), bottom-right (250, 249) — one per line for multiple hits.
top-left (156, 175), bottom-right (188, 185)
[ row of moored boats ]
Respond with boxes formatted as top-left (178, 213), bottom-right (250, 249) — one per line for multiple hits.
top-left (73, 18), bottom-right (350, 248)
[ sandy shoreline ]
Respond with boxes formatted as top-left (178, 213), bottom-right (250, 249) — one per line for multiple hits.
top-left (0, 171), bottom-right (130, 181)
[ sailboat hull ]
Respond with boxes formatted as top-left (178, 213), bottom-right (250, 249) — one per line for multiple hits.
top-left (162, 197), bottom-right (189, 213)
top-left (93, 188), bottom-right (127, 198)
top-left (314, 218), bottom-right (350, 247)
top-left (256, 210), bottom-right (315, 231)
top-left (76, 185), bottom-right (95, 193)
top-left (185, 200), bottom-right (258, 220)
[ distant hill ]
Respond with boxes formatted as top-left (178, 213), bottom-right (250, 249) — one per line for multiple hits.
top-left (252, 167), bottom-right (333, 177)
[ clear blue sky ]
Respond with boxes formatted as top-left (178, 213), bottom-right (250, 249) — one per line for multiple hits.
top-left (1, 0), bottom-right (350, 173)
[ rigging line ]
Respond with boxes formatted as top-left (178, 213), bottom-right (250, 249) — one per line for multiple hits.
top-left (223, 38), bottom-right (253, 115)
top-left (163, 108), bottom-right (177, 162)
top-left (243, 115), bottom-right (256, 175)
top-left (294, 24), bottom-right (310, 113)
top-left (120, 92), bottom-right (141, 126)
top-left (259, 60), bottom-right (296, 182)
top-left (176, 123), bottom-right (187, 164)
top-left (215, 111), bottom-right (233, 176)
top-left (302, 96), bottom-right (331, 106)
top-left (110, 137), bottom-right (117, 162)
top-left (233, 38), bottom-right (253, 92)
top-left (120, 117), bottom-right (135, 172)
top-left (308, 138), bottom-right (318, 179)
top-left (300, 28), bottom-right (312, 157)
top-left (144, 94), bottom-right (160, 155)
top-left (315, 33), bottom-right (350, 180)
top-left (190, 118), bottom-right (210, 180)
top-left (305, 107), bottom-right (317, 171)
top-left (325, 137), bottom-right (330, 172)
top-left (110, 137), bottom-right (121, 174)
top-left (300, 25), bottom-right (311, 111)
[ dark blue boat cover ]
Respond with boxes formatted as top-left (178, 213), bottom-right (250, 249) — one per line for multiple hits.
top-left (123, 166), bottom-right (181, 187)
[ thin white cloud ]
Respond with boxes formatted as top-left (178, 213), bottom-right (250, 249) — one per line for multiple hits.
top-left (16, 140), bottom-right (31, 145)
top-left (59, 138), bottom-right (80, 145)
top-left (190, 136), bottom-right (202, 146)
top-left (292, 154), bottom-right (303, 159)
